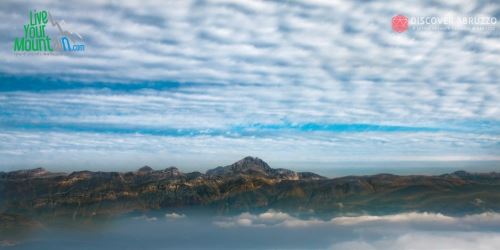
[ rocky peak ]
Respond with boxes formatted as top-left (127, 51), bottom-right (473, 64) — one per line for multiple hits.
top-left (206, 156), bottom-right (272, 176)
top-left (29, 167), bottom-right (49, 176)
top-left (138, 166), bottom-right (154, 173)
top-left (232, 156), bottom-right (272, 171)
top-left (297, 172), bottom-right (327, 180)
top-left (452, 170), bottom-right (471, 177)
top-left (163, 167), bottom-right (183, 178)
top-left (68, 170), bottom-right (93, 179)
top-left (441, 170), bottom-right (473, 180)
top-left (205, 156), bottom-right (326, 180)
top-left (7, 167), bottom-right (49, 179)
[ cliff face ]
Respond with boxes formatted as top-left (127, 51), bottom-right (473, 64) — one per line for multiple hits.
top-left (1, 157), bottom-right (499, 218)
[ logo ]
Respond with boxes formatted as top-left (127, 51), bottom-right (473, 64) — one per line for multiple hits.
top-left (13, 10), bottom-right (85, 54)
top-left (392, 15), bottom-right (409, 33)
top-left (391, 14), bottom-right (496, 33)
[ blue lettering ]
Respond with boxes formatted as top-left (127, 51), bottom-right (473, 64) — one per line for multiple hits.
top-left (61, 37), bottom-right (71, 51)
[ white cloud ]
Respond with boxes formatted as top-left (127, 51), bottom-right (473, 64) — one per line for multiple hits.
top-left (214, 210), bottom-right (500, 229)
top-left (212, 212), bottom-right (500, 249)
top-left (165, 212), bottom-right (186, 219)
top-left (330, 212), bottom-right (500, 226)
top-left (330, 212), bottom-right (456, 225)
top-left (1, 0), bottom-right (498, 85)
top-left (133, 215), bottom-right (158, 222)
top-left (214, 210), bottom-right (323, 228)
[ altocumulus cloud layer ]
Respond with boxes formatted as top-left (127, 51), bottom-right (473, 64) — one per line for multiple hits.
top-left (0, 0), bottom-right (499, 170)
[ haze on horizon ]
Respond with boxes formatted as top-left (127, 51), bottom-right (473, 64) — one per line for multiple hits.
top-left (0, 0), bottom-right (499, 172)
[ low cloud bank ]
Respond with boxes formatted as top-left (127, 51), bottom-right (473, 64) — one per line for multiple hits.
top-left (214, 210), bottom-right (500, 228)
top-left (214, 210), bottom-right (500, 249)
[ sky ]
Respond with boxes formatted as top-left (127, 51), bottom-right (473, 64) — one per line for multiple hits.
top-left (0, 0), bottom-right (499, 172)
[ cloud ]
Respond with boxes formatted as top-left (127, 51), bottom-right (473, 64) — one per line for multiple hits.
top-left (214, 210), bottom-right (500, 228)
top-left (214, 210), bottom-right (324, 228)
top-left (213, 212), bottom-right (500, 249)
top-left (0, 0), bottom-right (494, 84)
top-left (165, 212), bottom-right (186, 219)
top-left (330, 212), bottom-right (500, 226)
top-left (330, 212), bottom-right (456, 225)
top-left (133, 215), bottom-right (158, 222)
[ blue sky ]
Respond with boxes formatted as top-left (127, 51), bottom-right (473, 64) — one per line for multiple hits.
top-left (0, 0), bottom-right (499, 172)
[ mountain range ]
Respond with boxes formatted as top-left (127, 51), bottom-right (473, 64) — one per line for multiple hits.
top-left (1, 156), bottom-right (499, 222)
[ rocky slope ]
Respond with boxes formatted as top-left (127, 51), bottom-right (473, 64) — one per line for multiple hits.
top-left (1, 157), bottom-right (499, 219)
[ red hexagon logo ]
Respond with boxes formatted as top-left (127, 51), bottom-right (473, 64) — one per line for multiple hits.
top-left (392, 15), bottom-right (409, 33)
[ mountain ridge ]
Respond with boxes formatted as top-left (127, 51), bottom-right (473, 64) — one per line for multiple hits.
top-left (4, 156), bottom-right (493, 180)
top-left (0, 156), bottom-right (326, 181)
top-left (1, 156), bottom-right (499, 219)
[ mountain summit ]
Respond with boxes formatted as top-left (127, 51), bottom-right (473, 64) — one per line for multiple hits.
top-left (206, 156), bottom-right (325, 180)
top-left (206, 156), bottom-right (271, 176)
